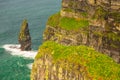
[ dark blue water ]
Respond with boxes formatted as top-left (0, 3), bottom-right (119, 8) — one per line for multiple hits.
top-left (0, 0), bottom-right (61, 80)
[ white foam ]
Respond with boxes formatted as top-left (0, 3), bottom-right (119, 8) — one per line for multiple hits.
top-left (3, 44), bottom-right (37, 59)
top-left (27, 63), bottom-right (33, 69)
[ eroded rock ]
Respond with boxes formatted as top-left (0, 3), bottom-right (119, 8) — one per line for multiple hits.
top-left (44, 0), bottom-right (120, 63)
top-left (18, 19), bottom-right (31, 51)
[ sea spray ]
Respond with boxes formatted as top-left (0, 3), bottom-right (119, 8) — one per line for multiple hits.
top-left (3, 44), bottom-right (37, 59)
top-left (0, 0), bottom-right (61, 79)
top-left (2, 44), bottom-right (37, 70)
top-left (0, 48), bottom-right (33, 80)
top-left (26, 63), bottom-right (33, 69)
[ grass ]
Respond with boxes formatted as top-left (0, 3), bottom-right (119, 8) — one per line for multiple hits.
top-left (107, 32), bottom-right (120, 41)
top-left (95, 32), bottom-right (120, 41)
top-left (47, 13), bottom-right (60, 27)
top-left (108, 12), bottom-right (120, 23)
top-left (59, 17), bottom-right (89, 30)
top-left (47, 13), bottom-right (89, 30)
top-left (93, 6), bottom-right (107, 20)
top-left (36, 41), bottom-right (120, 80)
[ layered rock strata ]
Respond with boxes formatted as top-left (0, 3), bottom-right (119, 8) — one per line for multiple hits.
top-left (44, 0), bottom-right (120, 63)
top-left (31, 41), bottom-right (120, 80)
top-left (31, 0), bottom-right (120, 80)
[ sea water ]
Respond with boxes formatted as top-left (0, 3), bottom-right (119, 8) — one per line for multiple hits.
top-left (0, 0), bottom-right (61, 80)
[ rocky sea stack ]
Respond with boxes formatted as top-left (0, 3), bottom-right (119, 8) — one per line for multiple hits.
top-left (18, 19), bottom-right (31, 51)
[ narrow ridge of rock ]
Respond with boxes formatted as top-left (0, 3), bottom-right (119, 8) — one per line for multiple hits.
top-left (18, 19), bottom-right (31, 51)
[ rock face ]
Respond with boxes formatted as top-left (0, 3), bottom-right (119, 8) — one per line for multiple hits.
top-left (18, 19), bottom-right (31, 51)
top-left (31, 0), bottom-right (120, 80)
top-left (44, 0), bottom-right (120, 63)
top-left (31, 41), bottom-right (120, 80)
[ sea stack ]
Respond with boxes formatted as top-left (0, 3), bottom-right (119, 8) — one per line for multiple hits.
top-left (18, 19), bottom-right (31, 51)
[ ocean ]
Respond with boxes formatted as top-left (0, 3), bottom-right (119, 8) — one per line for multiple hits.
top-left (0, 0), bottom-right (61, 80)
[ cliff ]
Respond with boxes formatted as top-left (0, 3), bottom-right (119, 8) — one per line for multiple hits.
top-left (18, 19), bottom-right (32, 51)
top-left (31, 0), bottom-right (120, 80)
top-left (31, 41), bottom-right (120, 80)
top-left (44, 0), bottom-right (120, 63)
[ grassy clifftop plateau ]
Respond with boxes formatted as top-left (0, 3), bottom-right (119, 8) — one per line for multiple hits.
top-left (31, 0), bottom-right (120, 80)
top-left (31, 41), bottom-right (120, 80)
top-left (47, 13), bottom-right (89, 30)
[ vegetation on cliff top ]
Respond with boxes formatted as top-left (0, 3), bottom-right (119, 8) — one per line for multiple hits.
top-left (47, 13), bottom-right (89, 30)
top-left (35, 41), bottom-right (120, 80)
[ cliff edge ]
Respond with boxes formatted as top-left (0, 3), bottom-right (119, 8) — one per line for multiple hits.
top-left (44, 0), bottom-right (120, 63)
top-left (31, 0), bottom-right (120, 80)
top-left (31, 41), bottom-right (120, 80)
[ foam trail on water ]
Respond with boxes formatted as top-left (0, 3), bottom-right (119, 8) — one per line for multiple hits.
top-left (3, 44), bottom-right (37, 59)
top-left (27, 63), bottom-right (33, 69)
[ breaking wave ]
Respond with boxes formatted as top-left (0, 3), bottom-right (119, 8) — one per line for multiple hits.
top-left (27, 63), bottom-right (33, 69)
top-left (2, 44), bottom-right (37, 59)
